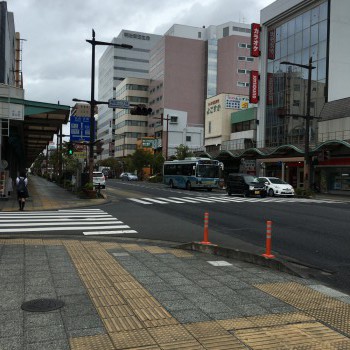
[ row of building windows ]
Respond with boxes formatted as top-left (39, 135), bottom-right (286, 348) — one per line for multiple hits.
top-left (238, 43), bottom-right (251, 49)
top-left (149, 96), bottom-right (163, 105)
top-left (126, 96), bottom-right (148, 103)
top-left (237, 69), bottom-right (251, 74)
top-left (237, 82), bottom-right (250, 88)
top-left (232, 120), bottom-right (255, 133)
top-left (116, 120), bottom-right (148, 129)
top-left (149, 83), bottom-right (163, 94)
top-left (114, 66), bottom-right (149, 73)
top-left (115, 132), bottom-right (147, 140)
top-left (233, 26), bottom-right (251, 33)
top-left (115, 84), bottom-right (148, 98)
top-left (114, 56), bottom-right (149, 64)
top-left (116, 144), bottom-right (137, 151)
top-left (238, 56), bottom-right (254, 62)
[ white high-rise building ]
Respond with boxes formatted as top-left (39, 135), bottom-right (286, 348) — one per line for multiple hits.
top-left (97, 30), bottom-right (161, 159)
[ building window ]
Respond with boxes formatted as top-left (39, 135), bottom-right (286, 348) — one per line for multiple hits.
top-left (198, 32), bottom-right (201, 38)
top-left (170, 116), bottom-right (178, 124)
top-left (223, 27), bottom-right (229, 37)
top-left (209, 121), bottom-right (211, 134)
top-left (293, 100), bottom-right (300, 107)
top-left (238, 56), bottom-right (246, 61)
top-left (247, 57), bottom-right (254, 62)
top-left (237, 82), bottom-right (250, 88)
top-left (186, 136), bottom-right (191, 142)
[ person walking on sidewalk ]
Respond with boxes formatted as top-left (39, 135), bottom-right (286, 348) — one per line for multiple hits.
top-left (16, 172), bottom-right (28, 211)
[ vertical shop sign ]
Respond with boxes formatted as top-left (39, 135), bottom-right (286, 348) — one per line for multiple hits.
top-left (249, 70), bottom-right (259, 104)
top-left (266, 73), bottom-right (274, 105)
top-left (250, 23), bottom-right (261, 57)
top-left (268, 29), bottom-right (275, 59)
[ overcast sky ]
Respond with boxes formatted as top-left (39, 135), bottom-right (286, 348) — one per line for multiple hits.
top-left (6, 0), bottom-right (275, 108)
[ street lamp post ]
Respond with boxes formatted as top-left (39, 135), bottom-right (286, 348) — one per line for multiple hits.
top-left (280, 57), bottom-right (316, 190)
top-left (74, 30), bottom-right (132, 184)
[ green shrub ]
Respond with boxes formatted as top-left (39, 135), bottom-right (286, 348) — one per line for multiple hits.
top-left (295, 188), bottom-right (314, 198)
top-left (148, 175), bottom-right (163, 183)
top-left (83, 182), bottom-right (94, 190)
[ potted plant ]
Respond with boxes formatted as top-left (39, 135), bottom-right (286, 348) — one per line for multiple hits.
top-left (83, 182), bottom-right (96, 198)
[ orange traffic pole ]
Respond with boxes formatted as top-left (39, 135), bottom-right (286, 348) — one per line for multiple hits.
top-left (262, 220), bottom-right (275, 259)
top-left (201, 212), bottom-right (211, 245)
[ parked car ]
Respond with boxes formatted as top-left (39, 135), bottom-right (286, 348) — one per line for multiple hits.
top-left (92, 172), bottom-right (106, 189)
top-left (257, 177), bottom-right (295, 197)
top-left (121, 172), bottom-right (138, 181)
top-left (226, 173), bottom-right (267, 197)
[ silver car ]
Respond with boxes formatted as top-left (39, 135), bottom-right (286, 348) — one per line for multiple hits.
top-left (93, 172), bottom-right (106, 189)
top-left (257, 177), bottom-right (294, 197)
top-left (121, 172), bottom-right (138, 181)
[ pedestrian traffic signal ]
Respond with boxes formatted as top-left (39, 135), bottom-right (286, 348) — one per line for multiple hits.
top-left (130, 105), bottom-right (152, 115)
top-left (67, 142), bottom-right (74, 155)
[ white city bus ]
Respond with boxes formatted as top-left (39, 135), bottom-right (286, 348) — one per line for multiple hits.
top-left (163, 158), bottom-right (222, 191)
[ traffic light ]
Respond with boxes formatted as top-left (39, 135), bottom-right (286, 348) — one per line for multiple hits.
top-left (67, 142), bottom-right (74, 155)
top-left (95, 140), bottom-right (104, 155)
top-left (130, 105), bottom-right (152, 115)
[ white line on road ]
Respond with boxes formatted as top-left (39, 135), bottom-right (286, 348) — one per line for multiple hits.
top-left (83, 230), bottom-right (137, 235)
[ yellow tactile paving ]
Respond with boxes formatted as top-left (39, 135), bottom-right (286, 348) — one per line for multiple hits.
top-left (143, 246), bottom-right (168, 254)
top-left (69, 334), bottom-right (115, 350)
top-left (120, 243), bottom-right (145, 251)
top-left (234, 322), bottom-right (350, 349)
top-left (3, 239), bottom-right (350, 349)
top-left (184, 321), bottom-right (229, 338)
top-left (198, 334), bottom-right (248, 349)
top-left (166, 249), bottom-right (193, 258)
top-left (255, 282), bottom-right (350, 337)
top-left (109, 329), bottom-right (156, 349)
top-left (103, 316), bottom-right (144, 332)
top-left (148, 324), bottom-right (195, 344)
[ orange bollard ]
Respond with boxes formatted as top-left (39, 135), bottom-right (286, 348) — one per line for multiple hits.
top-left (262, 220), bottom-right (275, 259)
top-left (201, 212), bottom-right (211, 245)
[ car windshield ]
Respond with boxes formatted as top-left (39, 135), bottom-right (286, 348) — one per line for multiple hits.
top-left (244, 175), bottom-right (258, 183)
top-left (197, 165), bottom-right (219, 178)
top-left (269, 178), bottom-right (287, 184)
top-left (93, 172), bottom-right (103, 178)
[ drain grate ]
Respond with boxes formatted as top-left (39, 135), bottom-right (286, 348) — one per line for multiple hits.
top-left (21, 298), bottom-right (65, 312)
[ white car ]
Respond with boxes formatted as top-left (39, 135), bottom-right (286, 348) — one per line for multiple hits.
top-left (257, 177), bottom-right (295, 197)
top-left (93, 172), bottom-right (106, 189)
top-left (121, 172), bottom-right (138, 181)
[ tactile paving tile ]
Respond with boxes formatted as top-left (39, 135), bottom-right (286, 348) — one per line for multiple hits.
top-left (84, 279), bottom-right (112, 290)
top-left (143, 317), bottom-right (179, 328)
top-left (255, 282), bottom-right (350, 337)
top-left (167, 249), bottom-right (193, 258)
top-left (43, 239), bottom-right (63, 245)
top-left (127, 297), bottom-right (161, 309)
top-left (159, 339), bottom-right (205, 349)
top-left (119, 288), bottom-right (152, 299)
top-left (184, 321), bottom-right (229, 338)
top-left (133, 307), bottom-right (173, 323)
top-left (148, 324), bottom-right (195, 344)
top-left (91, 294), bottom-right (126, 307)
top-left (109, 329), bottom-right (156, 349)
top-left (128, 346), bottom-right (161, 350)
top-left (143, 246), bottom-right (167, 254)
top-left (103, 316), bottom-right (144, 332)
top-left (97, 305), bottom-right (135, 319)
top-left (69, 334), bottom-right (115, 350)
top-left (198, 334), bottom-right (248, 349)
top-left (87, 286), bottom-right (120, 298)
top-left (120, 243), bottom-right (145, 251)
top-left (235, 322), bottom-right (350, 349)
top-left (100, 242), bottom-right (122, 249)
top-left (24, 239), bottom-right (43, 245)
top-left (109, 274), bottom-right (135, 283)
top-left (247, 312), bottom-right (315, 328)
top-left (217, 318), bottom-right (256, 331)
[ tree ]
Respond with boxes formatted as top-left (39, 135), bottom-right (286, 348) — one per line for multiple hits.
top-left (131, 149), bottom-right (153, 178)
top-left (152, 153), bottom-right (165, 174)
top-left (175, 144), bottom-right (194, 160)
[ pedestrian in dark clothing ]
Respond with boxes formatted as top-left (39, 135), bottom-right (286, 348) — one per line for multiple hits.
top-left (16, 172), bottom-right (28, 211)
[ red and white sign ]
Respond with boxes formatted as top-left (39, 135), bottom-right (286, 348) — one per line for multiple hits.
top-left (249, 70), bottom-right (259, 104)
top-left (268, 29), bottom-right (275, 60)
top-left (250, 23), bottom-right (261, 57)
top-left (266, 73), bottom-right (274, 105)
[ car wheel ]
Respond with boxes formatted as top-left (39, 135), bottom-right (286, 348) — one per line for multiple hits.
top-left (268, 189), bottom-right (274, 197)
top-left (186, 181), bottom-right (192, 190)
top-left (169, 180), bottom-right (175, 189)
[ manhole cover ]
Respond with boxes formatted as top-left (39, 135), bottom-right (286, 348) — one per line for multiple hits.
top-left (21, 298), bottom-right (65, 312)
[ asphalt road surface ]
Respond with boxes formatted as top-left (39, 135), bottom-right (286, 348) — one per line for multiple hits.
top-left (102, 179), bottom-right (350, 294)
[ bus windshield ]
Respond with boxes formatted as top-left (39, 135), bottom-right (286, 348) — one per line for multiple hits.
top-left (197, 164), bottom-right (219, 178)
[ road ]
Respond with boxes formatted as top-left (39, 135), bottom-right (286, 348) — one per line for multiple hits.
top-left (1, 178), bottom-right (349, 294)
top-left (102, 179), bottom-right (350, 294)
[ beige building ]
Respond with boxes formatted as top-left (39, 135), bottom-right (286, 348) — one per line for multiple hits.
top-left (205, 93), bottom-right (254, 152)
top-left (113, 77), bottom-right (149, 158)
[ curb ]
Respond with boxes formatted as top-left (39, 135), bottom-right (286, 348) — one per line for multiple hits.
top-left (177, 241), bottom-right (302, 277)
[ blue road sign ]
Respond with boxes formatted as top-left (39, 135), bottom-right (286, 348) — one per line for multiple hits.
top-left (70, 116), bottom-right (91, 142)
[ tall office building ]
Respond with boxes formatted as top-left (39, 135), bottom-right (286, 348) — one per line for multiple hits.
top-left (98, 22), bottom-right (257, 159)
top-left (97, 30), bottom-right (161, 159)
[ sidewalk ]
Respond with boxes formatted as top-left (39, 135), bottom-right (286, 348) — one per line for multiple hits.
top-left (1, 177), bottom-right (350, 349)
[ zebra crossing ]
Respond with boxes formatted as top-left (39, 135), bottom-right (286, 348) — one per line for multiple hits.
top-left (128, 195), bottom-right (345, 206)
top-left (0, 209), bottom-right (137, 236)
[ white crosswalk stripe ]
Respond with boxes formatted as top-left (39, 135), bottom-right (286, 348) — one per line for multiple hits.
top-left (127, 196), bottom-right (344, 205)
top-left (0, 209), bottom-right (137, 235)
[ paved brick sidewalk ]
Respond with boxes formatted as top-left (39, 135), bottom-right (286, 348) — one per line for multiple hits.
top-left (1, 238), bottom-right (350, 349)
